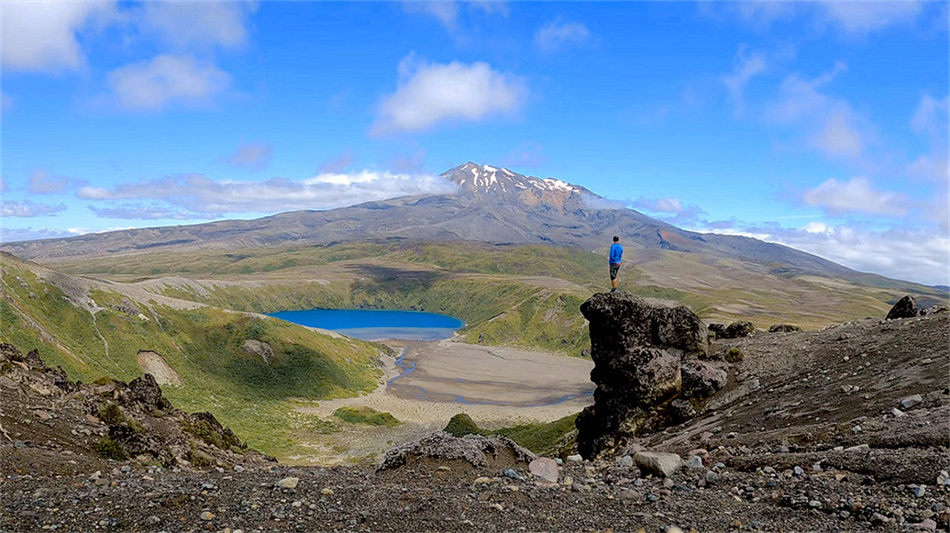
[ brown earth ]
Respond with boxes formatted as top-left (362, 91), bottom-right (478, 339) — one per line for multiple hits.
top-left (1, 313), bottom-right (948, 532)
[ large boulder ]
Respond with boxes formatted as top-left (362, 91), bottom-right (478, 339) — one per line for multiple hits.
top-left (580, 293), bottom-right (708, 359)
top-left (886, 295), bottom-right (919, 320)
top-left (378, 432), bottom-right (535, 473)
top-left (576, 293), bottom-right (707, 459)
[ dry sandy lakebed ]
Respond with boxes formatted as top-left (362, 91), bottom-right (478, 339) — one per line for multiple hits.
top-left (292, 340), bottom-right (594, 465)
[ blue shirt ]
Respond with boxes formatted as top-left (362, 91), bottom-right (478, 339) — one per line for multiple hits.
top-left (609, 243), bottom-right (623, 265)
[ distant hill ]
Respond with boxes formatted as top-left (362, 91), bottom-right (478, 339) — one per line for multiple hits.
top-left (1, 162), bottom-right (941, 300)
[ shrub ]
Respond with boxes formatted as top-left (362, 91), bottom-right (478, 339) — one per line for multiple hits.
top-left (443, 413), bottom-right (480, 437)
top-left (725, 347), bottom-right (744, 363)
top-left (333, 406), bottom-right (400, 427)
top-left (97, 402), bottom-right (126, 425)
top-left (95, 437), bottom-right (128, 460)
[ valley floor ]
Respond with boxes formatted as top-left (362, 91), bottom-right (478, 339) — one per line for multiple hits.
top-left (291, 340), bottom-right (594, 465)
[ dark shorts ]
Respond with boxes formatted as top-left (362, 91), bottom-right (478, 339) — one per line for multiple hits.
top-left (609, 263), bottom-right (621, 280)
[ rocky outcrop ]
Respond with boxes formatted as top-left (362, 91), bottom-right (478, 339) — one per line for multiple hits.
top-left (681, 360), bottom-right (728, 399)
top-left (378, 432), bottom-right (535, 472)
top-left (0, 343), bottom-right (273, 470)
top-left (886, 295), bottom-right (919, 320)
top-left (769, 324), bottom-right (802, 333)
top-left (575, 293), bottom-right (708, 459)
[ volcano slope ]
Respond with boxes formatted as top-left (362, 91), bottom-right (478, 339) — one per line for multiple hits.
top-left (2, 306), bottom-right (947, 532)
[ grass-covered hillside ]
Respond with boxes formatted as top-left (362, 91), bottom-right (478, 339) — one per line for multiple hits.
top-left (41, 240), bottom-right (938, 351)
top-left (0, 253), bottom-right (382, 458)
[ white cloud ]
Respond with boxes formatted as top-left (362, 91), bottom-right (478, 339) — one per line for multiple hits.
top-left (802, 177), bottom-right (909, 216)
top-left (0, 226), bottom-right (83, 244)
top-left (88, 203), bottom-right (210, 220)
top-left (78, 171), bottom-right (458, 215)
top-left (403, 1), bottom-right (461, 31)
top-left (1, 0), bottom-right (114, 73)
top-left (28, 171), bottom-right (70, 194)
top-left (755, 223), bottom-right (948, 287)
top-left (535, 18), bottom-right (591, 53)
top-left (820, 1), bottom-right (922, 34)
top-left (769, 62), bottom-right (846, 123)
top-left (811, 108), bottom-right (864, 157)
top-left (228, 142), bottom-right (272, 171)
top-left (108, 54), bottom-right (230, 111)
top-left (911, 94), bottom-right (949, 137)
top-left (1, 200), bottom-right (67, 217)
top-left (139, 1), bottom-right (255, 51)
top-left (722, 47), bottom-right (767, 112)
top-left (372, 55), bottom-right (527, 135)
top-left (632, 197), bottom-right (685, 214)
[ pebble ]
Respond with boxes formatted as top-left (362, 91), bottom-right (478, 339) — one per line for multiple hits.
top-left (917, 519), bottom-right (938, 531)
top-left (839, 510), bottom-right (850, 519)
top-left (773, 445), bottom-right (789, 454)
top-left (851, 425), bottom-right (862, 434)
top-left (705, 471), bottom-right (720, 485)
top-left (321, 488), bottom-right (334, 495)
top-left (233, 465), bottom-right (245, 473)
top-left (645, 493), bottom-right (659, 502)
top-left (686, 456), bottom-right (704, 470)
top-left (892, 408), bottom-right (905, 417)
top-left (808, 500), bottom-right (821, 508)
top-left (276, 477), bottom-right (299, 489)
top-left (502, 468), bottom-right (523, 481)
top-left (473, 477), bottom-right (494, 485)
top-left (662, 478), bottom-right (674, 488)
top-left (901, 394), bottom-right (923, 409)
top-left (618, 455), bottom-right (634, 467)
top-left (811, 463), bottom-right (821, 471)
top-left (199, 511), bottom-right (214, 521)
top-left (146, 515), bottom-right (161, 525)
top-left (762, 467), bottom-right (776, 475)
top-left (666, 527), bottom-right (684, 533)
top-left (566, 454), bottom-right (583, 463)
top-left (912, 485), bottom-right (926, 498)
top-left (844, 444), bottom-right (869, 452)
top-left (793, 466), bottom-right (804, 476)
top-left (561, 476), bottom-right (573, 486)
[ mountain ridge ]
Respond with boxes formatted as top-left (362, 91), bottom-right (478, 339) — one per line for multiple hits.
top-left (0, 162), bottom-right (929, 291)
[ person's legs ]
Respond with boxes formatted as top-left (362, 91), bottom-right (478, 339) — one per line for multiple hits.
top-left (609, 263), bottom-right (620, 292)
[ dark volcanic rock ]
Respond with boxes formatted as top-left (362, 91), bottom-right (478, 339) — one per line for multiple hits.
top-left (769, 324), bottom-right (802, 333)
top-left (722, 321), bottom-right (756, 338)
top-left (681, 360), bottom-right (728, 399)
top-left (576, 293), bottom-right (707, 459)
top-left (886, 295), bottom-right (919, 320)
top-left (579, 292), bottom-right (708, 359)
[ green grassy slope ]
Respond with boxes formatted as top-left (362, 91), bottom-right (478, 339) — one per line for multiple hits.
top-left (0, 254), bottom-right (382, 457)
top-left (39, 240), bottom-right (940, 354)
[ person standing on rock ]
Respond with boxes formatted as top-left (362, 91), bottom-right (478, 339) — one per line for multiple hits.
top-left (609, 235), bottom-right (623, 293)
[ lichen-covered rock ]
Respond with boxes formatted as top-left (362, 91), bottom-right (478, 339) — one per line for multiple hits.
top-left (722, 321), bottom-right (756, 339)
top-left (886, 295), bottom-right (919, 320)
top-left (681, 360), bottom-right (728, 399)
top-left (378, 432), bottom-right (535, 473)
top-left (769, 324), bottom-right (802, 333)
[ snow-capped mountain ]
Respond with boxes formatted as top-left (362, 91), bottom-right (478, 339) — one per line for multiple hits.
top-left (441, 162), bottom-right (590, 211)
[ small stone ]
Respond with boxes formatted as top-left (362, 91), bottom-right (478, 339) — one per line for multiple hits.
top-left (835, 473), bottom-right (848, 482)
top-left (291, 501), bottom-right (303, 508)
top-left (892, 408), bottom-right (905, 417)
top-left (634, 451), bottom-right (684, 478)
top-left (912, 485), bottom-right (926, 498)
top-left (851, 425), bottom-right (862, 434)
top-left (502, 468), bottom-right (522, 481)
top-left (666, 527), bottom-right (684, 533)
top-left (529, 458), bottom-right (559, 483)
top-left (705, 471), bottom-right (720, 485)
top-left (844, 444), bottom-right (869, 452)
top-left (901, 394), bottom-right (923, 409)
top-left (437, 466), bottom-right (451, 471)
top-left (686, 456), bottom-right (704, 469)
top-left (473, 477), bottom-right (494, 485)
top-left (869, 513), bottom-right (888, 525)
top-left (793, 466), bottom-right (804, 476)
top-left (321, 488), bottom-right (334, 495)
top-left (489, 503), bottom-right (504, 511)
top-left (726, 432), bottom-right (737, 439)
top-left (94, 477), bottom-right (109, 486)
top-left (566, 454), bottom-right (583, 463)
top-left (276, 477), bottom-right (299, 489)
top-left (199, 511), bottom-right (214, 521)
top-left (233, 465), bottom-right (245, 473)
top-left (645, 493), bottom-right (659, 502)
top-left (774, 445), bottom-right (790, 454)
top-left (618, 455), bottom-right (634, 467)
top-left (146, 516), bottom-right (161, 525)
top-left (839, 511), bottom-right (850, 519)
top-left (662, 478), bottom-right (674, 488)
top-left (833, 446), bottom-right (844, 452)
top-left (762, 467), bottom-right (776, 475)
top-left (809, 500), bottom-right (821, 508)
top-left (811, 463), bottom-right (822, 471)
top-left (561, 476), bottom-right (573, 486)
top-left (918, 519), bottom-right (938, 531)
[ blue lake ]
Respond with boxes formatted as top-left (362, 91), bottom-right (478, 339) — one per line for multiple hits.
top-left (268, 309), bottom-right (464, 341)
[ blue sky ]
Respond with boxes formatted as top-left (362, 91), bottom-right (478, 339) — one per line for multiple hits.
top-left (2, 1), bottom-right (948, 286)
